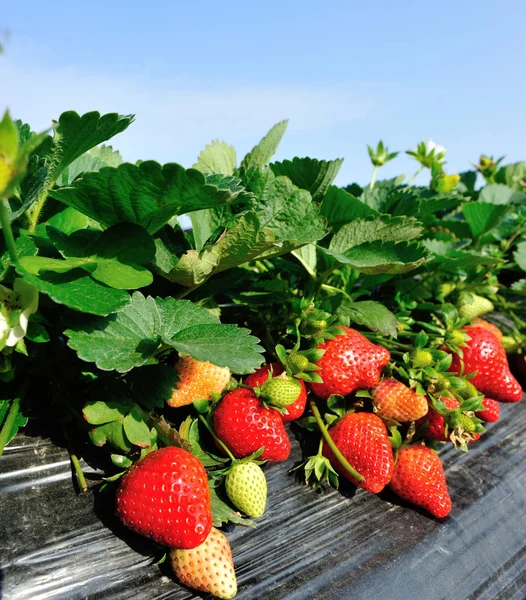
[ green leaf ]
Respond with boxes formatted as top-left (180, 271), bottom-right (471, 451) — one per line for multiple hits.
top-left (240, 120), bottom-right (288, 171)
top-left (496, 162), bottom-right (526, 191)
top-left (123, 405), bottom-right (151, 448)
top-left (16, 265), bottom-right (130, 316)
top-left (111, 454), bottom-right (133, 469)
top-left (193, 140), bottom-right (236, 175)
top-left (58, 144), bottom-right (123, 186)
top-left (209, 481), bottom-right (255, 527)
top-left (270, 157), bottom-right (343, 202)
top-left (26, 321), bottom-right (50, 343)
top-left (44, 207), bottom-right (90, 234)
top-left (324, 240), bottom-right (431, 274)
top-left (83, 400), bottom-right (130, 425)
top-left (513, 241), bottom-right (526, 271)
top-left (126, 364), bottom-right (177, 410)
top-left (27, 224), bottom-right (156, 290)
top-left (291, 243), bottom-right (317, 277)
top-left (167, 212), bottom-right (275, 287)
top-left (50, 161), bottom-right (242, 234)
top-left (479, 184), bottom-right (526, 205)
top-left (20, 111), bottom-right (133, 215)
top-left (320, 186), bottom-right (378, 232)
top-left (64, 292), bottom-right (264, 374)
top-left (244, 172), bottom-right (328, 249)
top-left (185, 419), bottom-right (227, 467)
top-left (90, 421), bottom-right (132, 452)
top-left (338, 300), bottom-right (398, 337)
top-left (329, 215), bottom-right (423, 254)
top-left (462, 202), bottom-right (510, 238)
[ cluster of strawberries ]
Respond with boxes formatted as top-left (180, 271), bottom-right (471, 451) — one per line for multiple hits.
top-left (114, 321), bottom-right (522, 598)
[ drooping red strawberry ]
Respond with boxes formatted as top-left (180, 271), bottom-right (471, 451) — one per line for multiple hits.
top-left (371, 378), bottom-right (428, 422)
top-left (415, 396), bottom-right (460, 442)
top-left (213, 388), bottom-right (290, 462)
top-left (389, 445), bottom-right (452, 518)
top-left (322, 412), bottom-right (394, 493)
top-left (448, 326), bottom-right (523, 403)
top-left (170, 527), bottom-right (237, 599)
top-left (309, 327), bottom-right (390, 399)
top-left (168, 355), bottom-right (231, 408)
top-left (116, 447), bottom-right (212, 549)
top-left (245, 362), bottom-right (307, 422)
top-left (476, 397), bottom-right (500, 423)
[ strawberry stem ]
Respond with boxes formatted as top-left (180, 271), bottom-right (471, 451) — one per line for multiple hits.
top-left (309, 398), bottom-right (364, 483)
top-left (0, 396), bottom-right (21, 456)
top-left (68, 447), bottom-right (88, 493)
top-left (198, 414), bottom-right (237, 463)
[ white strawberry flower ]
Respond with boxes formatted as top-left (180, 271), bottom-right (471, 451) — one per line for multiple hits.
top-left (0, 278), bottom-right (39, 348)
top-left (425, 139), bottom-right (447, 157)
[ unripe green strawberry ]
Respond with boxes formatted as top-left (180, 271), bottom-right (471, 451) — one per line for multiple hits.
top-left (225, 462), bottom-right (267, 518)
top-left (170, 527), bottom-right (237, 599)
top-left (448, 330), bottom-right (466, 347)
top-left (285, 353), bottom-right (309, 375)
top-left (458, 293), bottom-right (494, 321)
top-left (301, 319), bottom-right (327, 338)
top-left (412, 349), bottom-right (433, 368)
top-left (456, 379), bottom-right (479, 400)
top-left (434, 373), bottom-right (451, 392)
top-left (261, 375), bottom-right (301, 408)
top-left (457, 413), bottom-right (476, 433)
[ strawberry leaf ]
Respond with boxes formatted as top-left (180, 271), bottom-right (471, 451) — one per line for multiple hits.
top-left (193, 140), bottom-right (237, 175)
top-left (64, 292), bottom-right (264, 373)
top-left (240, 120), bottom-right (288, 172)
top-left (319, 185), bottom-right (378, 232)
top-left (270, 157), bottom-right (343, 202)
top-left (50, 161), bottom-right (242, 234)
top-left (18, 111), bottom-right (133, 217)
top-left (329, 215), bottom-right (423, 254)
top-left (337, 300), bottom-right (398, 337)
top-left (122, 405), bottom-right (151, 448)
top-left (16, 264), bottom-right (130, 316)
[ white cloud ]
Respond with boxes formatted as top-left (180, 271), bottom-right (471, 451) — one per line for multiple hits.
top-left (0, 53), bottom-right (373, 167)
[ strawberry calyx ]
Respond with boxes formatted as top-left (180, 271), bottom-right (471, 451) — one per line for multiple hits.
top-left (275, 344), bottom-right (324, 384)
top-left (428, 394), bottom-right (485, 448)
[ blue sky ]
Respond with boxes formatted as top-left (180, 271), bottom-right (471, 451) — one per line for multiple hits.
top-left (2, 0), bottom-right (526, 186)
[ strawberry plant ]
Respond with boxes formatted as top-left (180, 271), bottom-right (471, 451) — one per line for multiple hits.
top-left (0, 107), bottom-right (524, 599)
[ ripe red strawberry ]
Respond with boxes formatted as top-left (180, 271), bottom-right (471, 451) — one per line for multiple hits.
top-left (415, 396), bottom-right (460, 442)
top-left (471, 318), bottom-right (502, 341)
top-left (476, 397), bottom-right (500, 423)
top-left (448, 326), bottom-right (523, 403)
top-left (213, 388), bottom-right (290, 461)
top-left (168, 356), bottom-right (231, 408)
top-left (309, 327), bottom-right (391, 399)
top-left (371, 378), bottom-right (428, 422)
top-left (245, 362), bottom-right (307, 422)
top-left (170, 527), bottom-right (237, 599)
top-left (116, 447), bottom-right (212, 549)
top-left (389, 445), bottom-right (452, 518)
top-left (322, 412), bottom-right (394, 493)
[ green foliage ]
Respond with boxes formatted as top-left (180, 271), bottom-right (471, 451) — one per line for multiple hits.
top-left (240, 120), bottom-right (288, 172)
top-left (64, 292), bottom-right (264, 373)
top-left (50, 161), bottom-right (243, 234)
